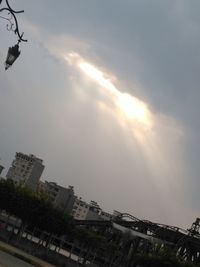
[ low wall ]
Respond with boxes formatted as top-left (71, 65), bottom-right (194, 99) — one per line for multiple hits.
top-left (0, 229), bottom-right (84, 267)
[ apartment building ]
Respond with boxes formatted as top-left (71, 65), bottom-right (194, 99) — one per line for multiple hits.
top-left (40, 181), bottom-right (75, 214)
top-left (6, 152), bottom-right (45, 191)
top-left (86, 200), bottom-right (102, 220)
top-left (71, 198), bottom-right (90, 220)
top-left (72, 199), bottom-right (112, 221)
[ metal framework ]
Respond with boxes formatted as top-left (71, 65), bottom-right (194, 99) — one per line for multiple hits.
top-left (75, 214), bottom-right (200, 264)
top-left (0, 0), bottom-right (27, 43)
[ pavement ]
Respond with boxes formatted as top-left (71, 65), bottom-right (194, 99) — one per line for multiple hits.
top-left (0, 241), bottom-right (55, 267)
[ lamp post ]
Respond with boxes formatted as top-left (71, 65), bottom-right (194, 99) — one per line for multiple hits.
top-left (0, 0), bottom-right (27, 70)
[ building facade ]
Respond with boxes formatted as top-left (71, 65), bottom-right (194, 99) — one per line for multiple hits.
top-left (71, 198), bottom-right (90, 220)
top-left (86, 200), bottom-right (102, 220)
top-left (72, 199), bottom-right (113, 221)
top-left (40, 181), bottom-right (75, 214)
top-left (6, 152), bottom-right (45, 191)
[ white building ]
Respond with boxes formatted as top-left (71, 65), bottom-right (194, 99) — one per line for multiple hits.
top-left (71, 197), bottom-right (115, 221)
top-left (40, 181), bottom-right (75, 214)
top-left (71, 198), bottom-right (90, 220)
top-left (72, 199), bottom-right (112, 221)
top-left (6, 152), bottom-right (45, 191)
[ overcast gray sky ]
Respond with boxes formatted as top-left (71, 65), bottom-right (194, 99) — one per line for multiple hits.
top-left (0, 0), bottom-right (200, 228)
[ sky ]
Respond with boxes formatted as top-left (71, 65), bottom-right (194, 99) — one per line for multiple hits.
top-left (0, 0), bottom-right (200, 228)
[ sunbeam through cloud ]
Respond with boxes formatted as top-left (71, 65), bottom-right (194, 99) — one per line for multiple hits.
top-left (62, 51), bottom-right (187, 221)
top-left (64, 52), bottom-right (153, 135)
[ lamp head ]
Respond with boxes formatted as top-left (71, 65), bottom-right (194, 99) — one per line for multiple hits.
top-left (5, 43), bottom-right (21, 70)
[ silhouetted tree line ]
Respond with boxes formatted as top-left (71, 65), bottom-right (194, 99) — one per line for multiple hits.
top-left (0, 179), bottom-right (73, 235)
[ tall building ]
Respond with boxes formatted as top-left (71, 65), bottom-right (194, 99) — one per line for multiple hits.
top-left (39, 181), bottom-right (75, 214)
top-left (6, 152), bottom-right (45, 191)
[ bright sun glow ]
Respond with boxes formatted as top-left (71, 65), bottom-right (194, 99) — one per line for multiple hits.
top-left (116, 92), bottom-right (152, 127)
top-left (64, 53), bottom-right (153, 130)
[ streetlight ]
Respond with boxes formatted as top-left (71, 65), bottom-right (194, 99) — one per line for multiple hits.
top-left (0, 0), bottom-right (27, 70)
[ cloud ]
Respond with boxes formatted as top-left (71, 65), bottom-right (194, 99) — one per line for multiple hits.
top-left (49, 45), bottom-right (190, 226)
top-left (1, 2), bottom-right (200, 228)
top-left (18, 22), bottom-right (194, 226)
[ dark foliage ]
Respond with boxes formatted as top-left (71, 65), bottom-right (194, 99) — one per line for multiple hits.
top-left (0, 179), bottom-right (73, 235)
